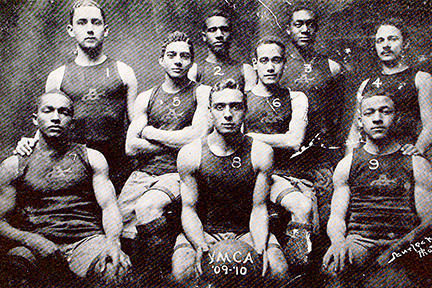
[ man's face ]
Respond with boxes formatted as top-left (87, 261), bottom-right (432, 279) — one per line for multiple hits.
top-left (253, 43), bottom-right (285, 85)
top-left (360, 96), bottom-right (397, 142)
top-left (375, 25), bottom-right (404, 63)
top-left (203, 16), bottom-right (231, 56)
top-left (159, 41), bottom-right (193, 79)
top-left (68, 6), bottom-right (108, 51)
top-left (33, 93), bottom-right (73, 139)
top-left (288, 10), bottom-right (317, 48)
top-left (210, 88), bottom-right (246, 135)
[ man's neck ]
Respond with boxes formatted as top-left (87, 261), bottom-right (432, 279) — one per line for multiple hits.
top-left (206, 51), bottom-right (231, 64)
top-left (252, 81), bottom-right (278, 97)
top-left (208, 130), bottom-right (243, 156)
top-left (363, 138), bottom-right (401, 155)
top-left (294, 44), bottom-right (316, 62)
top-left (381, 60), bottom-right (409, 75)
top-left (162, 75), bottom-right (190, 94)
top-left (37, 135), bottom-right (70, 155)
top-left (74, 46), bottom-right (106, 66)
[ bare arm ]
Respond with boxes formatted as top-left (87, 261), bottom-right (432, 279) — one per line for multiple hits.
top-left (45, 66), bottom-right (65, 92)
top-left (323, 153), bottom-right (352, 271)
top-left (0, 157), bottom-right (60, 257)
top-left (125, 89), bottom-right (163, 157)
top-left (378, 155), bottom-right (432, 265)
top-left (243, 63), bottom-right (257, 92)
top-left (88, 148), bottom-right (122, 243)
top-left (187, 63), bottom-right (198, 82)
top-left (117, 61), bottom-right (138, 121)
top-left (249, 141), bottom-right (273, 254)
top-left (346, 79), bottom-right (369, 154)
top-left (247, 91), bottom-right (308, 152)
top-left (415, 71), bottom-right (432, 154)
top-left (142, 85), bottom-right (211, 149)
top-left (178, 141), bottom-right (208, 251)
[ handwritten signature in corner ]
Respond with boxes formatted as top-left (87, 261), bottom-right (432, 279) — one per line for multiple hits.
top-left (388, 236), bottom-right (432, 264)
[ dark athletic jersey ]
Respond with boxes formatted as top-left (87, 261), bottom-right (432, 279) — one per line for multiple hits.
top-left (347, 147), bottom-right (420, 240)
top-left (60, 57), bottom-right (128, 144)
top-left (60, 58), bottom-right (129, 191)
top-left (244, 88), bottom-right (292, 175)
top-left (196, 59), bottom-right (244, 89)
top-left (280, 51), bottom-right (344, 148)
top-left (14, 143), bottom-right (103, 244)
top-left (138, 82), bottom-right (198, 175)
top-left (196, 136), bottom-right (256, 234)
top-left (361, 67), bottom-right (421, 144)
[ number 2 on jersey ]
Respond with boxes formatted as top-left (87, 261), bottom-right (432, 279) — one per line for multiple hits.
top-left (214, 66), bottom-right (225, 76)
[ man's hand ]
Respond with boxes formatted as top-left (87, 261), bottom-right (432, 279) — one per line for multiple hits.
top-left (13, 137), bottom-right (38, 156)
top-left (195, 245), bottom-right (209, 276)
top-left (322, 240), bottom-right (349, 273)
top-left (24, 233), bottom-right (61, 258)
top-left (401, 144), bottom-right (421, 156)
top-left (261, 249), bottom-right (268, 277)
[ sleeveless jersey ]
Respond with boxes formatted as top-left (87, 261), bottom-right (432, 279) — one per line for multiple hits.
top-left (138, 82), bottom-right (198, 175)
top-left (196, 59), bottom-right (244, 89)
top-left (60, 58), bottom-right (128, 144)
top-left (196, 136), bottom-right (256, 234)
top-left (361, 67), bottom-right (421, 144)
top-left (244, 88), bottom-right (292, 175)
top-left (14, 143), bottom-right (103, 244)
top-left (347, 147), bottom-right (420, 240)
top-left (280, 51), bottom-right (343, 148)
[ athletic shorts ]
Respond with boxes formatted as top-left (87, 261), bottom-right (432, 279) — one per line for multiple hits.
top-left (173, 232), bottom-right (281, 253)
top-left (118, 171), bottom-right (181, 239)
top-left (5, 235), bottom-right (128, 280)
top-left (269, 175), bottom-right (315, 205)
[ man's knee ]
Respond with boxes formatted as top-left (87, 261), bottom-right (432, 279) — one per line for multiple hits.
top-left (172, 247), bottom-right (196, 284)
top-left (267, 246), bottom-right (289, 283)
top-left (280, 192), bottom-right (312, 219)
top-left (135, 190), bottom-right (172, 224)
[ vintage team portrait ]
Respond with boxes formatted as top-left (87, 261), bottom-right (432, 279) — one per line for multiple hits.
top-left (1, 0), bottom-right (432, 287)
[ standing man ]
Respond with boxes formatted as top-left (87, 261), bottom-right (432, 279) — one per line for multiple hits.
top-left (244, 37), bottom-right (315, 269)
top-left (188, 9), bottom-right (256, 91)
top-left (346, 18), bottom-right (432, 159)
top-left (15, 0), bottom-right (138, 193)
top-left (0, 91), bottom-right (130, 287)
top-left (117, 31), bottom-right (209, 282)
top-left (323, 90), bottom-right (432, 287)
top-left (172, 79), bottom-right (290, 287)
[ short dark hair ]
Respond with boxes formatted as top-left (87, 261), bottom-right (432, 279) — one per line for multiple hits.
top-left (360, 89), bottom-right (397, 112)
top-left (209, 78), bottom-right (246, 108)
top-left (69, 0), bottom-right (106, 25)
top-left (203, 8), bottom-right (232, 31)
top-left (253, 36), bottom-right (286, 60)
top-left (375, 18), bottom-right (408, 43)
top-left (287, 2), bottom-right (319, 29)
top-left (160, 31), bottom-right (195, 61)
top-left (36, 90), bottom-right (74, 116)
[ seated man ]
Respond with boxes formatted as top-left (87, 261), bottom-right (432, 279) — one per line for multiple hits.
top-left (323, 90), bottom-right (432, 287)
top-left (172, 79), bottom-right (289, 287)
top-left (0, 91), bottom-right (129, 287)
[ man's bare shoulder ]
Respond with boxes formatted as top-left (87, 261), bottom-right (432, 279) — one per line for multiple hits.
top-left (177, 138), bottom-right (202, 172)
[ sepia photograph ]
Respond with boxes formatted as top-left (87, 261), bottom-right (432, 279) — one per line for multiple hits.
top-left (0, 0), bottom-right (432, 287)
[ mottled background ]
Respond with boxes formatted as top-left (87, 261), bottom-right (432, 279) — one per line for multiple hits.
top-left (1, 0), bottom-right (432, 159)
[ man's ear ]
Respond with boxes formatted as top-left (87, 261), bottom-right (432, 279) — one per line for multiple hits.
top-left (252, 58), bottom-right (258, 70)
top-left (403, 40), bottom-right (410, 52)
top-left (158, 57), bottom-right (164, 66)
top-left (32, 113), bottom-right (38, 127)
top-left (202, 31), bottom-right (207, 43)
top-left (103, 25), bottom-right (109, 37)
top-left (67, 24), bottom-right (75, 38)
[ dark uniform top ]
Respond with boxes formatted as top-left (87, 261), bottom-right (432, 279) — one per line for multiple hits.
top-left (196, 59), bottom-right (244, 89)
top-left (138, 82), bottom-right (198, 175)
top-left (361, 67), bottom-right (421, 145)
top-left (60, 58), bottom-right (129, 192)
top-left (196, 136), bottom-right (256, 234)
top-left (244, 88), bottom-right (293, 176)
top-left (347, 147), bottom-right (420, 240)
top-left (14, 143), bottom-right (102, 244)
top-left (280, 51), bottom-right (344, 149)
